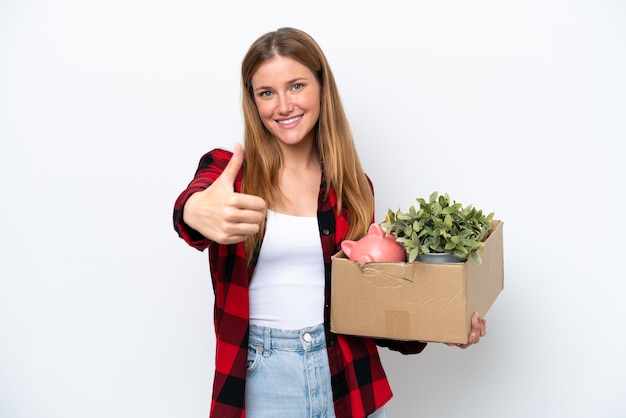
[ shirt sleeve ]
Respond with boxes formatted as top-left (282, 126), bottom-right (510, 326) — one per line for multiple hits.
top-left (172, 148), bottom-right (234, 251)
top-left (375, 339), bottom-right (428, 354)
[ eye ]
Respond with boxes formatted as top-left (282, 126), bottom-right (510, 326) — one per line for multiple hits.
top-left (291, 83), bottom-right (304, 91)
top-left (258, 90), bottom-right (273, 98)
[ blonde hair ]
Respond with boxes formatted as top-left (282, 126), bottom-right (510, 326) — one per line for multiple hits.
top-left (241, 27), bottom-right (374, 264)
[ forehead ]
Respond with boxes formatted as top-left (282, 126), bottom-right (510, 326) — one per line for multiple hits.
top-left (251, 56), bottom-right (316, 87)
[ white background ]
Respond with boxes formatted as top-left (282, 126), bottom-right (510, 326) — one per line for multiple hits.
top-left (1, 1), bottom-right (625, 417)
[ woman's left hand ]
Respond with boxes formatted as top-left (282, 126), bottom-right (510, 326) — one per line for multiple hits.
top-left (446, 312), bottom-right (487, 349)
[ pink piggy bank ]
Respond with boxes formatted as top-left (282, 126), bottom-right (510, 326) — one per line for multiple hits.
top-left (341, 223), bottom-right (407, 265)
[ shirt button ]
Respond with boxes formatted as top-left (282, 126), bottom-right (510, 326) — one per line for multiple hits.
top-left (303, 333), bottom-right (312, 342)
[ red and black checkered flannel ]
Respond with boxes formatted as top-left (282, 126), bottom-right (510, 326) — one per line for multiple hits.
top-left (173, 148), bottom-right (427, 418)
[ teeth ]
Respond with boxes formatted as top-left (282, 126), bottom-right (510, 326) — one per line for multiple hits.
top-left (278, 116), bottom-right (302, 125)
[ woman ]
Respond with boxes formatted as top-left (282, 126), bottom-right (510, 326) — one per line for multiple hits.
top-left (173, 27), bottom-right (486, 418)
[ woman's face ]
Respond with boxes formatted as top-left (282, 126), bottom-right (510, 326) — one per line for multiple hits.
top-left (251, 56), bottom-right (321, 150)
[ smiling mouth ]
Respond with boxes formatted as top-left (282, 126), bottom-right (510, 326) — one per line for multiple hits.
top-left (277, 115), bottom-right (302, 125)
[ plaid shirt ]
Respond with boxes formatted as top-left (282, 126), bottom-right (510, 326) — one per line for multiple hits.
top-left (173, 148), bottom-right (427, 418)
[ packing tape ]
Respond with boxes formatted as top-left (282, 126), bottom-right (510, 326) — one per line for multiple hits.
top-left (385, 310), bottom-right (410, 337)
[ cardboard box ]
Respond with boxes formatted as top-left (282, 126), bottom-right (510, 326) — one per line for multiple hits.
top-left (330, 220), bottom-right (504, 344)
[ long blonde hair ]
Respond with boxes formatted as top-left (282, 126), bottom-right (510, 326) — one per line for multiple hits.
top-left (240, 27), bottom-right (374, 264)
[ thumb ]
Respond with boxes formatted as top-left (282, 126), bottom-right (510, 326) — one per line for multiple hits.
top-left (217, 142), bottom-right (245, 188)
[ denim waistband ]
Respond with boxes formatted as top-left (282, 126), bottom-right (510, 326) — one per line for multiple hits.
top-left (248, 323), bottom-right (326, 352)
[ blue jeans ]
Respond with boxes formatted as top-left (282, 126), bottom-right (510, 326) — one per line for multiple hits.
top-left (245, 323), bottom-right (388, 418)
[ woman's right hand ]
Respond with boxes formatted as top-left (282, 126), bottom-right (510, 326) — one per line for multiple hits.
top-left (183, 143), bottom-right (267, 244)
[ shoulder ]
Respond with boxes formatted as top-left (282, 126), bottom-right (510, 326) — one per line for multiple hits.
top-left (193, 148), bottom-right (241, 179)
top-left (196, 148), bottom-right (234, 171)
top-left (193, 147), bottom-right (243, 191)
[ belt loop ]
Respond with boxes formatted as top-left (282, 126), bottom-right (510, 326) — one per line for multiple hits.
top-left (263, 327), bottom-right (271, 358)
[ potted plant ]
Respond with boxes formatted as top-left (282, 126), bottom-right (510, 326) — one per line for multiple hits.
top-left (380, 191), bottom-right (495, 264)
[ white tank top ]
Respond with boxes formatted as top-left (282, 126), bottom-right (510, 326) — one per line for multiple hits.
top-left (249, 209), bottom-right (325, 330)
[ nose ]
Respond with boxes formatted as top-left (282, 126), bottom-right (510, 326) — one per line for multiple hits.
top-left (277, 94), bottom-right (293, 114)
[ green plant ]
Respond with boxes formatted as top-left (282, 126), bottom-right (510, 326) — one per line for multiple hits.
top-left (380, 191), bottom-right (495, 264)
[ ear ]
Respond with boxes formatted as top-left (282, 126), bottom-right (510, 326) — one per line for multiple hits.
top-left (368, 223), bottom-right (384, 237)
top-left (341, 240), bottom-right (355, 256)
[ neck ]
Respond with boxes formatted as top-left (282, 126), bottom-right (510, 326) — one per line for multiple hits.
top-left (272, 141), bottom-right (322, 217)
top-left (279, 141), bottom-right (319, 171)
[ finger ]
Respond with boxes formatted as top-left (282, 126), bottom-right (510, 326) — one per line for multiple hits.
top-left (471, 312), bottom-right (483, 332)
top-left (216, 142), bottom-right (245, 189)
top-left (232, 194), bottom-right (267, 213)
top-left (471, 313), bottom-right (486, 337)
top-left (222, 208), bottom-right (266, 232)
top-left (219, 144), bottom-right (267, 213)
top-left (464, 313), bottom-right (480, 345)
top-left (213, 221), bottom-right (262, 245)
top-left (454, 315), bottom-right (486, 347)
top-left (223, 226), bottom-right (261, 243)
top-left (446, 341), bottom-right (470, 349)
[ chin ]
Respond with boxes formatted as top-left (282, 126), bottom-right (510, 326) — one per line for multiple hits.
top-left (274, 134), bottom-right (311, 147)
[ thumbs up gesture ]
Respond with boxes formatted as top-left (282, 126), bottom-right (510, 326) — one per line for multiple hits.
top-left (183, 143), bottom-right (267, 244)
